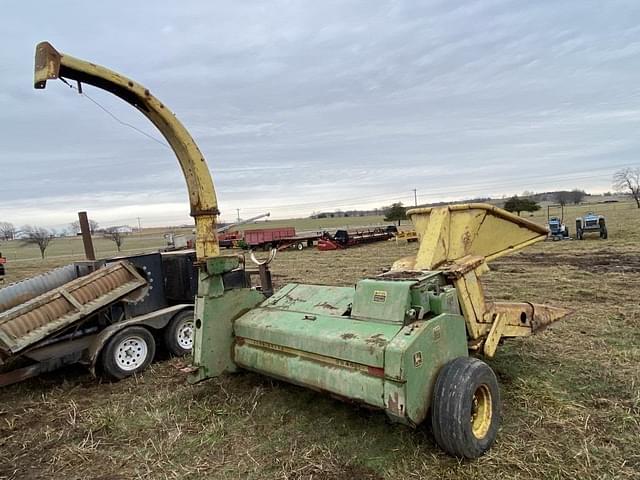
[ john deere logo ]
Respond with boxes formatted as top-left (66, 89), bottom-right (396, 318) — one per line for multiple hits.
top-left (373, 290), bottom-right (387, 303)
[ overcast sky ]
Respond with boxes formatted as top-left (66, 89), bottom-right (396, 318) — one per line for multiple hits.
top-left (1, 1), bottom-right (639, 229)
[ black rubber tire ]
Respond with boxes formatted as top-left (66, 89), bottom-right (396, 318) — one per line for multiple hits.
top-left (577, 228), bottom-right (583, 240)
top-left (100, 326), bottom-right (156, 380)
top-left (164, 309), bottom-right (195, 357)
top-left (431, 357), bottom-right (501, 459)
top-left (601, 228), bottom-right (608, 239)
top-left (296, 242), bottom-right (304, 251)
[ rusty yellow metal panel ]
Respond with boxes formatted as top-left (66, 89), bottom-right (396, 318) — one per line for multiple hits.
top-left (34, 42), bottom-right (219, 260)
top-left (452, 273), bottom-right (490, 340)
top-left (405, 203), bottom-right (549, 270)
top-left (411, 207), bottom-right (450, 271)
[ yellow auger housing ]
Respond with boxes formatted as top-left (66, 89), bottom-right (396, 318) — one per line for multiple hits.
top-left (393, 203), bottom-right (569, 357)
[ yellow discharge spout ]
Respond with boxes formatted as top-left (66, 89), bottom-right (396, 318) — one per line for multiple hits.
top-left (34, 42), bottom-right (219, 260)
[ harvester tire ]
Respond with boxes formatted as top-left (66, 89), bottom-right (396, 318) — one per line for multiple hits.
top-left (100, 326), bottom-right (156, 380)
top-left (431, 357), bottom-right (501, 458)
top-left (600, 228), bottom-right (608, 239)
top-left (164, 309), bottom-right (195, 357)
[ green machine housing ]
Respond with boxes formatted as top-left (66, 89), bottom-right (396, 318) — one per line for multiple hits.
top-left (234, 272), bottom-right (467, 425)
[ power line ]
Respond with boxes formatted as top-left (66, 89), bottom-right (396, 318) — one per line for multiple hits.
top-left (59, 78), bottom-right (170, 150)
top-left (56, 78), bottom-right (638, 215)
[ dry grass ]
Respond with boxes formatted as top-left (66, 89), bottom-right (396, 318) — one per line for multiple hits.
top-left (1, 203), bottom-right (639, 479)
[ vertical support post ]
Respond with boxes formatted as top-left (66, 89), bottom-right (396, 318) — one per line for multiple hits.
top-left (78, 211), bottom-right (96, 260)
top-left (413, 207), bottom-right (450, 270)
top-left (450, 266), bottom-right (490, 340)
top-left (188, 255), bottom-right (265, 384)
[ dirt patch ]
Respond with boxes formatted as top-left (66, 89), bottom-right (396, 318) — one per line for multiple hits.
top-left (309, 464), bottom-right (382, 480)
top-left (493, 250), bottom-right (640, 273)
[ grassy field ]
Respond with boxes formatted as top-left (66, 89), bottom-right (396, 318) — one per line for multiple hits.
top-left (0, 202), bottom-right (639, 479)
top-left (0, 215), bottom-right (390, 285)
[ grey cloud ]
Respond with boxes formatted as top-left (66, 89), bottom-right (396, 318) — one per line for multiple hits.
top-left (1, 1), bottom-right (639, 226)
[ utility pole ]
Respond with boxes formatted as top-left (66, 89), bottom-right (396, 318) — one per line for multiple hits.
top-left (413, 189), bottom-right (418, 207)
top-left (137, 217), bottom-right (142, 231)
top-left (78, 211), bottom-right (96, 260)
top-left (236, 209), bottom-right (241, 222)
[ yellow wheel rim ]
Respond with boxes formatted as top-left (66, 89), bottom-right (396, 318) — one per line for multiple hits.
top-left (471, 384), bottom-right (492, 439)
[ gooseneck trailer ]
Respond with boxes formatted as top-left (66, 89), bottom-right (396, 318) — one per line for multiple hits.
top-left (32, 42), bottom-right (568, 458)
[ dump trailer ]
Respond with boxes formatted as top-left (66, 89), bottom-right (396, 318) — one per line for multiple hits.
top-left (0, 251), bottom-right (201, 386)
top-left (166, 212), bottom-right (271, 249)
top-left (34, 43), bottom-right (569, 459)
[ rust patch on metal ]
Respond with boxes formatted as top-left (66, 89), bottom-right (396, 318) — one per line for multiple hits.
top-left (314, 301), bottom-right (339, 310)
top-left (365, 333), bottom-right (388, 347)
top-left (462, 228), bottom-right (472, 250)
top-left (387, 391), bottom-right (404, 417)
top-left (283, 293), bottom-right (305, 304)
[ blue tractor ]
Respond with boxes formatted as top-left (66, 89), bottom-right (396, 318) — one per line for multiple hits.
top-left (546, 205), bottom-right (569, 240)
top-left (548, 216), bottom-right (569, 240)
top-left (576, 212), bottom-right (607, 240)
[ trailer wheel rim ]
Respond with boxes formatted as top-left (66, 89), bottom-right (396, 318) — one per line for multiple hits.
top-left (114, 335), bottom-right (148, 371)
top-left (471, 384), bottom-right (492, 439)
top-left (176, 318), bottom-right (194, 350)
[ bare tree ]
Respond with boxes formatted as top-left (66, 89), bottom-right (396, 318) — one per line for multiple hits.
top-left (613, 167), bottom-right (640, 208)
top-left (104, 227), bottom-right (126, 252)
top-left (569, 189), bottom-right (586, 205)
top-left (0, 222), bottom-right (15, 241)
top-left (70, 219), bottom-right (100, 234)
top-left (554, 191), bottom-right (572, 206)
top-left (21, 225), bottom-right (54, 259)
top-left (69, 220), bottom-right (80, 235)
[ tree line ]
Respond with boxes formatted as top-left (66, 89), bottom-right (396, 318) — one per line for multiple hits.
top-left (381, 167), bottom-right (640, 223)
top-left (0, 220), bottom-right (129, 259)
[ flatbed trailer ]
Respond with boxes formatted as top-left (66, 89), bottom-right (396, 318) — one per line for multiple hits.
top-left (318, 225), bottom-right (398, 250)
top-left (0, 251), bottom-right (202, 386)
top-left (273, 232), bottom-right (323, 251)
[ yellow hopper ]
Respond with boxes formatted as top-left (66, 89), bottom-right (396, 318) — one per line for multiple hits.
top-left (393, 203), bottom-right (569, 357)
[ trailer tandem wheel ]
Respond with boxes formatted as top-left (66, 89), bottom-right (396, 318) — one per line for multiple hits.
top-left (431, 357), bottom-right (501, 458)
top-left (100, 326), bottom-right (156, 380)
top-left (164, 309), bottom-right (195, 356)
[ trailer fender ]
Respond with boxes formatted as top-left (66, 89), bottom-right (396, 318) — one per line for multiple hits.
top-left (87, 304), bottom-right (193, 374)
